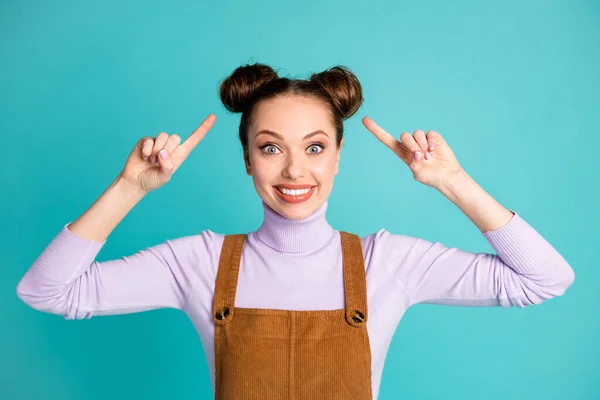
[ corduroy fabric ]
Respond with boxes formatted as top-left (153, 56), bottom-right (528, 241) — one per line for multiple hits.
top-left (212, 231), bottom-right (373, 400)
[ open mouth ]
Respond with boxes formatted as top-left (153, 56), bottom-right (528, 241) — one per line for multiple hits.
top-left (274, 186), bottom-right (316, 203)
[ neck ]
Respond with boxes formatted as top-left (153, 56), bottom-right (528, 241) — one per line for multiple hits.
top-left (255, 200), bottom-right (335, 254)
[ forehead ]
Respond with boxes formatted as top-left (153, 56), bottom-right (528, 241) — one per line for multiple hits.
top-left (251, 95), bottom-right (333, 140)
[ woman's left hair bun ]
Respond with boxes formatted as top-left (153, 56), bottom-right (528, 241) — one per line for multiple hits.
top-left (309, 66), bottom-right (363, 120)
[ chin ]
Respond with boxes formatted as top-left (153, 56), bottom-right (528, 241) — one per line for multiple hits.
top-left (265, 195), bottom-right (323, 221)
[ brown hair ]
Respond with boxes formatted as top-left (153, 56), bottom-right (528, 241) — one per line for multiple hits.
top-left (218, 63), bottom-right (363, 155)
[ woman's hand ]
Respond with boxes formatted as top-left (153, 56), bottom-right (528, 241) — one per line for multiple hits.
top-left (362, 116), bottom-right (464, 190)
top-left (119, 114), bottom-right (216, 193)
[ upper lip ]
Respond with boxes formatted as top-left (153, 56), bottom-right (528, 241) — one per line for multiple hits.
top-left (275, 184), bottom-right (315, 189)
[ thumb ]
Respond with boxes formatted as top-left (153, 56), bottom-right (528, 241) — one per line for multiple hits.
top-left (157, 149), bottom-right (174, 182)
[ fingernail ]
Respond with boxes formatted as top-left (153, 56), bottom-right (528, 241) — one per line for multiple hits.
top-left (159, 149), bottom-right (167, 159)
top-left (429, 143), bottom-right (434, 151)
top-left (151, 155), bottom-right (156, 164)
top-left (425, 152), bottom-right (431, 160)
top-left (143, 155), bottom-right (148, 161)
top-left (414, 151), bottom-right (422, 161)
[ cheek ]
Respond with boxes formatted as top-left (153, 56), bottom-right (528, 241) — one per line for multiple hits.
top-left (248, 156), bottom-right (275, 184)
top-left (320, 151), bottom-right (339, 169)
top-left (249, 152), bottom-right (268, 169)
top-left (313, 161), bottom-right (333, 174)
top-left (311, 155), bottom-right (338, 181)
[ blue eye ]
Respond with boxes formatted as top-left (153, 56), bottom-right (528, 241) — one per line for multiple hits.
top-left (307, 144), bottom-right (324, 154)
top-left (261, 145), bottom-right (281, 154)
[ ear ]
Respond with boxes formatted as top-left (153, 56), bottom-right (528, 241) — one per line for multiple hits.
top-left (334, 138), bottom-right (343, 175)
top-left (244, 150), bottom-right (252, 175)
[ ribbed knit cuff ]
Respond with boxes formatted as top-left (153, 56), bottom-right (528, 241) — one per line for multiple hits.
top-left (481, 210), bottom-right (561, 274)
top-left (31, 222), bottom-right (107, 283)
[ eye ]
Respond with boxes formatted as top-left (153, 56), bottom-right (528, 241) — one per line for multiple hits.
top-left (307, 144), bottom-right (324, 155)
top-left (260, 144), bottom-right (281, 155)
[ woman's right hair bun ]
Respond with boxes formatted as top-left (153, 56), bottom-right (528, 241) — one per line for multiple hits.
top-left (219, 63), bottom-right (279, 113)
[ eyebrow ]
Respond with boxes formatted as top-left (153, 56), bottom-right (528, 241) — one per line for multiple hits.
top-left (255, 129), bottom-right (329, 140)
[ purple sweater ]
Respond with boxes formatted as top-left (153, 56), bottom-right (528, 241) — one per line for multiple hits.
top-left (16, 200), bottom-right (575, 399)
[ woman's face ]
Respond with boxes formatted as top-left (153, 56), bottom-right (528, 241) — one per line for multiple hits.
top-left (244, 94), bottom-right (343, 220)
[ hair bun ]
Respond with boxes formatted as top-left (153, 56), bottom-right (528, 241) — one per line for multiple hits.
top-left (309, 66), bottom-right (363, 119)
top-left (219, 63), bottom-right (279, 113)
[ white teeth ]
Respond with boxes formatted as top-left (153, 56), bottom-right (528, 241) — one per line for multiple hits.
top-left (279, 187), bottom-right (311, 196)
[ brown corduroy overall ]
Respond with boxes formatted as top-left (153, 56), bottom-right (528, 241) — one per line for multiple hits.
top-left (212, 232), bottom-right (373, 400)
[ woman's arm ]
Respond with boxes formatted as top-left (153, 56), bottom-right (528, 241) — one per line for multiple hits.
top-left (375, 173), bottom-right (575, 307)
top-left (390, 169), bottom-right (575, 308)
top-left (16, 175), bottom-right (215, 319)
top-left (17, 115), bottom-right (218, 319)
top-left (372, 173), bottom-right (575, 308)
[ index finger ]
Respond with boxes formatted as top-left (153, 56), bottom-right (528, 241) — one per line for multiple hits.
top-left (362, 116), bottom-right (407, 160)
top-left (179, 114), bottom-right (217, 154)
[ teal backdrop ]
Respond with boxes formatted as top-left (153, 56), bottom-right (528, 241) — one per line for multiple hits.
top-left (2, 0), bottom-right (598, 399)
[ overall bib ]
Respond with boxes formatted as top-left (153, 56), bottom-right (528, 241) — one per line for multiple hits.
top-left (212, 231), bottom-right (373, 400)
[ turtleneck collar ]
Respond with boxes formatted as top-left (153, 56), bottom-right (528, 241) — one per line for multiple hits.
top-left (254, 200), bottom-right (335, 254)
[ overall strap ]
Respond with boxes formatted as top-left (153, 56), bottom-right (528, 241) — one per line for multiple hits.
top-left (340, 231), bottom-right (369, 328)
top-left (212, 234), bottom-right (246, 326)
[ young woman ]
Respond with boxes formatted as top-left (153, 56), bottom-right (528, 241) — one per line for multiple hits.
top-left (16, 63), bottom-right (575, 400)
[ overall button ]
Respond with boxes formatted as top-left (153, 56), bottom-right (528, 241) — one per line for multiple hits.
top-left (216, 306), bottom-right (230, 320)
top-left (351, 309), bottom-right (365, 323)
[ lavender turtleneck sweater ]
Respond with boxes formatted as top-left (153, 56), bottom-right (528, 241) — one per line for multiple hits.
top-left (16, 201), bottom-right (575, 399)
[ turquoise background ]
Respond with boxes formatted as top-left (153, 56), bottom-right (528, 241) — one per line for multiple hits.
top-left (2, 0), bottom-right (598, 399)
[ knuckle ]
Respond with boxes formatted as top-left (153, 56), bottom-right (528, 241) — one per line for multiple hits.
top-left (168, 134), bottom-right (182, 147)
top-left (155, 132), bottom-right (168, 143)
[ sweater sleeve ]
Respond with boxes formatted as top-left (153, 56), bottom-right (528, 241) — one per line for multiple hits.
top-left (373, 210), bottom-right (575, 308)
top-left (16, 222), bottom-right (216, 319)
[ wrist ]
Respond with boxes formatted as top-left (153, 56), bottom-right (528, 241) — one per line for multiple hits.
top-left (114, 174), bottom-right (148, 199)
top-left (437, 169), bottom-right (473, 199)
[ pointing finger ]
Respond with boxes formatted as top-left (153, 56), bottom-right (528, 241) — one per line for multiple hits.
top-left (364, 117), bottom-right (416, 164)
top-left (176, 114), bottom-right (217, 158)
top-left (362, 116), bottom-right (399, 151)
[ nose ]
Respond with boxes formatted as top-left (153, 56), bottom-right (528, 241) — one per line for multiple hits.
top-left (281, 152), bottom-right (305, 180)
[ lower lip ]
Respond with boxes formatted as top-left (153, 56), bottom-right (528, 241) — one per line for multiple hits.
top-left (274, 186), bottom-right (316, 203)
